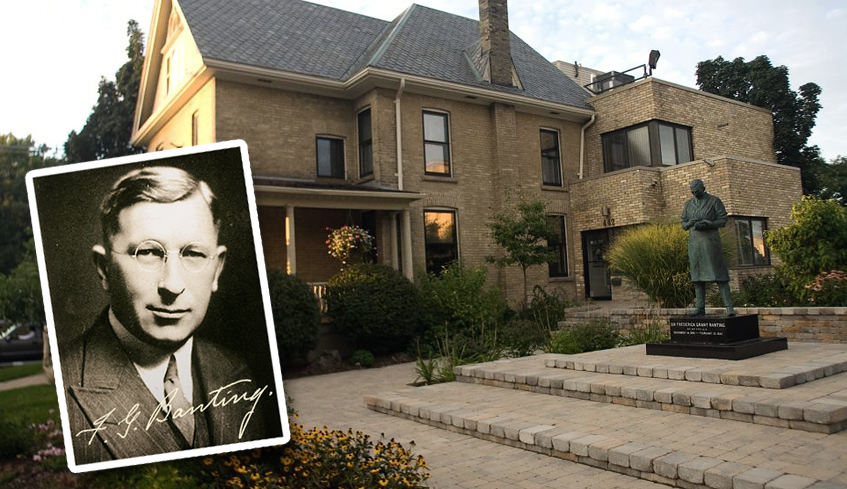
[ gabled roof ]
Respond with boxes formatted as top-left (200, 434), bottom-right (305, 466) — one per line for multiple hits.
top-left (177, 0), bottom-right (592, 110)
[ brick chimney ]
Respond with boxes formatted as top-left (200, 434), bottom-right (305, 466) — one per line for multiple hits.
top-left (479, 0), bottom-right (514, 87)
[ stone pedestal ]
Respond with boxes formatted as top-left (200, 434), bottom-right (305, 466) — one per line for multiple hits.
top-left (647, 314), bottom-right (787, 360)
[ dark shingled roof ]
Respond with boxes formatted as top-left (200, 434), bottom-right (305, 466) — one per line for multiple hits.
top-left (178, 0), bottom-right (591, 110)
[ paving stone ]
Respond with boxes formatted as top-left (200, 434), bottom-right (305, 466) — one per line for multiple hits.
top-left (804, 403), bottom-right (847, 424)
top-left (734, 467), bottom-right (784, 489)
top-left (587, 437), bottom-right (626, 462)
top-left (477, 416), bottom-right (512, 435)
top-left (685, 368), bottom-right (704, 382)
top-left (550, 431), bottom-right (586, 452)
top-left (759, 373), bottom-right (797, 389)
top-left (518, 424), bottom-right (557, 445)
top-left (678, 457), bottom-right (723, 484)
top-left (668, 366), bottom-right (690, 380)
top-left (704, 461), bottom-right (753, 489)
top-left (630, 446), bottom-right (673, 472)
top-left (503, 421), bottom-right (537, 441)
top-left (653, 450), bottom-right (698, 479)
top-left (778, 401), bottom-right (810, 420)
top-left (608, 441), bottom-right (650, 468)
top-left (655, 387), bottom-right (676, 404)
top-left (533, 427), bottom-right (568, 449)
top-left (764, 474), bottom-right (818, 489)
top-left (569, 434), bottom-right (608, 457)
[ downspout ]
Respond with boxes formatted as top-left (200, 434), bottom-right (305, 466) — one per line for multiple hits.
top-left (395, 77), bottom-right (406, 190)
top-left (578, 114), bottom-right (596, 180)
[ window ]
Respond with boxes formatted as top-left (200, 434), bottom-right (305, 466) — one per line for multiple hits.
top-left (423, 111), bottom-right (451, 175)
top-left (316, 136), bottom-right (344, 178)
top-left (540, 129), bottom-right (562, 186)
top-left (735, 217), bottom-right (770, 266)
top-left (424, 210), bottom-right (458, 275)
top-left (191, 111), bottom-right (199, 146)
top-left (547, 215), bottom-right (568, 277)
top-left (358, 109), bottom-right (373, 177)
top-left (602, 121), bottom-right (692, 172)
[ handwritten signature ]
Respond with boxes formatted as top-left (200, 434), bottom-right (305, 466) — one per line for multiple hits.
top-left (75, 379), bottom-right (269, 445)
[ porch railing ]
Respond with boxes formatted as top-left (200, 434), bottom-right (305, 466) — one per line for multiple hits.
top-left (308, 282), bottom-right (328, 314)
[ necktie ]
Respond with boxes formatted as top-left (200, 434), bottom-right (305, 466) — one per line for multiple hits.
top-left (163, 355), bottom-right (195, 445)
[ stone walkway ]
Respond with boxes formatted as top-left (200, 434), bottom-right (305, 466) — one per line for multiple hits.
top-left (0, 372), bottom-right (50, 391)
top-left (284, 362), bottom-right (666, 488)
top-left (364, 344), bottom-right (847, 489)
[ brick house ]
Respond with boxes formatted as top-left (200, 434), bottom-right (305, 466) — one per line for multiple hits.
top-left (131, 0), bottom-right (802, 305)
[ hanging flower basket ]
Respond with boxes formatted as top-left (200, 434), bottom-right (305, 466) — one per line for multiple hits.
top-left (326, 225), bottom-right (375, 266)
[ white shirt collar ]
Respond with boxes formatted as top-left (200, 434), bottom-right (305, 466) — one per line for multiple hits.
top-left (108, 309), bottom-right (194, 404)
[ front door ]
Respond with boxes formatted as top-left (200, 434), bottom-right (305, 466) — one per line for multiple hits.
top-left (583, 229), bottom-right (612, 300)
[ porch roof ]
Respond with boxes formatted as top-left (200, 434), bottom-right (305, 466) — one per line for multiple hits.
top-left (253, 177), bottom-right (423, 211)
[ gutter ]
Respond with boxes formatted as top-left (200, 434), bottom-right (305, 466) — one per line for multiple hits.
top-left (579, 115), bottom-right (596, 179)
top-left (395, 77), bottom-right (406, 190)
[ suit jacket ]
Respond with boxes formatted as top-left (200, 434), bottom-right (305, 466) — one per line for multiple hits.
top-left (61, 311), bottom-right (281, 465)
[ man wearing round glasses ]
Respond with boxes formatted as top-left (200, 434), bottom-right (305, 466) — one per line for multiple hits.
top-left (63, 166), bottom-right (272, 463)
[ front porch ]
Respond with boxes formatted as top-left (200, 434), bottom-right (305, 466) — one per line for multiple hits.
top-left (253, 178), bottom-right (423, 284)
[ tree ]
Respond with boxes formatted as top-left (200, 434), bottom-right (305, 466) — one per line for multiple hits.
top-left (65, 20), bottom-right (146, 162)
top-left (0, 133), bottom-right (59, 275)
top-left (766, 196), bottom-right (847, 299)
top-left (487, 199), bottom-right (557, 307)
top-left (816, 156), bottom-right (847, 205)
top-left (0, 239), bottom-right (45, 325)
top-left (696, 55), bottom-right (823, 194)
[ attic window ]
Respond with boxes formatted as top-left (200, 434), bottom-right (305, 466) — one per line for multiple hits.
top-left (168, 9), bottom-right (181, 39)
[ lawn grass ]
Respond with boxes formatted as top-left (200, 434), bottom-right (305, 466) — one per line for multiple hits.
top-left (0, 384), bottom-right (60, 425)
top-left (0, 362), bottom-right (43, 382)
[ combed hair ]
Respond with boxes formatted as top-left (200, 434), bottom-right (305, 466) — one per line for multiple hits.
top-left (100, 166), bottom-right (219, 241)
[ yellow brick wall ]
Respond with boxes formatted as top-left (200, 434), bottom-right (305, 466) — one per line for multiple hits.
top-left (583, 79), bottom-right (775, 179)
top-left (147, 78), bottom-right (216, 151)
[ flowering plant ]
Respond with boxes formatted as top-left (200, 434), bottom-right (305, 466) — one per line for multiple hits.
top-left (805, 269), bottom-right (847, 306)
top-left (326, 225), bottom-right (374, 266)
top-left (196, 421), bottom-right (430, 488)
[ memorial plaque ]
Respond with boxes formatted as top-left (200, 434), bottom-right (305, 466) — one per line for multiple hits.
top-left (670, 315), bottom-right (759, 344)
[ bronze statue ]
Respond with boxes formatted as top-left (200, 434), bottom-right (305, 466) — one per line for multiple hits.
top-left (681, 179), bottom-right (736, 316)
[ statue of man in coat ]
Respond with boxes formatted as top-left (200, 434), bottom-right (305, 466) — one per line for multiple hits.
top-left (681, 179), bottom-right (736, 316)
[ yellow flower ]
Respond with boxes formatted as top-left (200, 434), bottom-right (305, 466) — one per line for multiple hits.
top-left (379, 480), bottom-right (389, 487)
top-left (203, 457), bottom-right (213, 466)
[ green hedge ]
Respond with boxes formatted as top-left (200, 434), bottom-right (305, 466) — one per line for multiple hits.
top-left (267, 269), bottom-right (321, 366)
top-left (326, 263), bottom-right (422, 354)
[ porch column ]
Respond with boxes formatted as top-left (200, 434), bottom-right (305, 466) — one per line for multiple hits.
top-left (389, 212), bottom-right (399, 270)
top-left (285, 205), bottom-right (297, 275)
top-left (401, 210), bottom-right (413, 280)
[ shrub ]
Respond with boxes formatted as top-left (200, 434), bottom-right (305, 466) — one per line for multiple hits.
top-left (327, 263), bottom-right (422, 354)
top-left (606, 222), bottom-right (693, 308)
top-left (618, 322), bottom-right (670, 346)
top-left (194, 424), bottom-right (430, 488)
top-left (728, 273), bottom-right (799, 307)
top-left (806, 270), bottom-right (847, 306)
top-left (767, 196), bottom-right (847, 300)
top-left (350, 349), bottom-right (375, 367)
top-left (267, 269), bottom-right (321, 366)
top-left (528, 286), bottom-right (573, 334)
top-left (500, 318), bottom-right (546, 357)
top-left (545, 320), bottom-right (619, 354)
top-left (0, 414), bottom-right (34, 457)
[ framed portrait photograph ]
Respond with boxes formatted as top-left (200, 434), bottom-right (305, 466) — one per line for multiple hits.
top-left (26, 140), bottom-right (290, 473)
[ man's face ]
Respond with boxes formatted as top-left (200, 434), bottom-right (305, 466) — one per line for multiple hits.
top-left (95, 194), bottom-right (226, 348)
top-left (690, 182), bottom-right (705, 199)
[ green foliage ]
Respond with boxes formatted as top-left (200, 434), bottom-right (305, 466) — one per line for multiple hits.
top-left (528, 286), bottom-right (573, 334)
top-left (0, 415), bottom-right (34, 457)
top-left (606, 222), bottom-right (694, 308)
top-left (350, 349), bottom-right (375, 367)
top-left (413, 355), bottom-right (439, 385)
top-left (487, 199), bottom-right (557, 305)
top-left (327, 263), bottom-right (422, 354)
top-left (805, 270), bottom-right (847, 306)
top-left (87, 463), bottom-right (199, 489)
top-left (65, 20), bottom-right (146, 162)
top-left (0, 133), bottom-right (60, 275)
top-left (545, 320), bottom-right (619, 354)
top-left (728, 273), bottom-right (799, 307)
top-left (326, 225), bottom-right (375, 267)
top-left (696, 55), bottom-right (822, 194)
top-left (0, 239), bottom-right (45, 325)
top-left (766, 196), bottom-right (847, 299)
top-left (500, 318), bottom-right (546, 357)
top-left (266, 269), bottom-right (320, 366)
top-left (418, 262), bottom-right (507, 365)
top-left (192, 425), bottom-right (429, 488)
top-left (816, 155), bottom-right (847, 205)
top-left (0, 385), bottom-right (59, 425)
top-left (617, 322), bottom-right (670, 346)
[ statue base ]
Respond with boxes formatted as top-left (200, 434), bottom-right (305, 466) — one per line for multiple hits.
top-left (646, 314), bottom-right (787, 360)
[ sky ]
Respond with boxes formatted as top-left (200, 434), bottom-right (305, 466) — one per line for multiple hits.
top-left (1, 0), bottom-right (844, 161)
